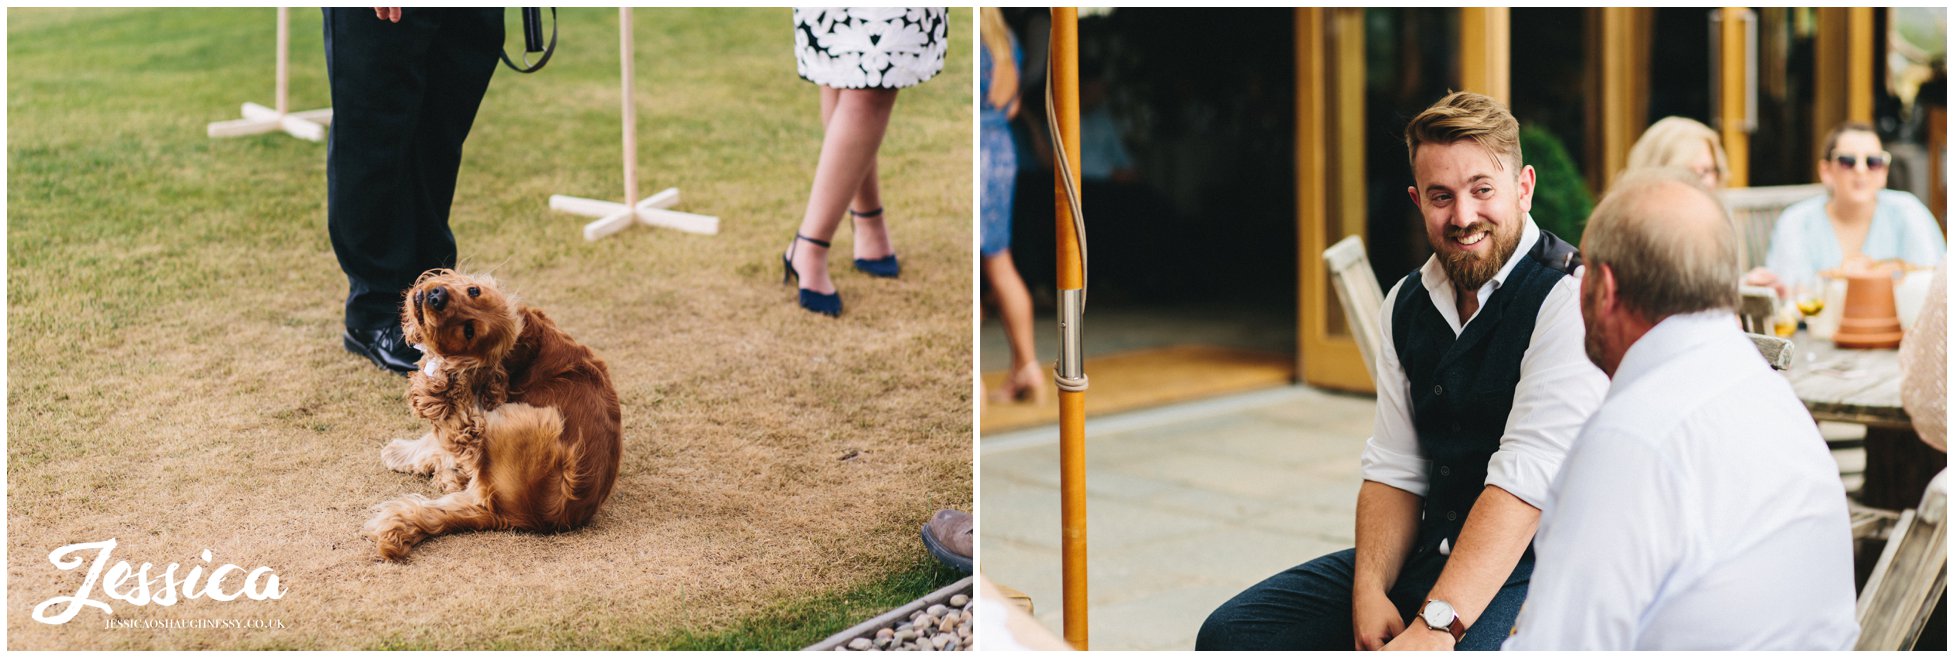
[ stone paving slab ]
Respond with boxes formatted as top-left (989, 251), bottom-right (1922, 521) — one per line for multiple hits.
top-left (978, 386), bottom-right (1372, 650)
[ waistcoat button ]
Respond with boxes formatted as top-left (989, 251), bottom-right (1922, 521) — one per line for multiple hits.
top-left (1446, 511), bottom-right (1458, 521)
top-left (1440, 465), bottom-right (1451, 476)
top-left (1434, 384), bottom-right (1444, 396)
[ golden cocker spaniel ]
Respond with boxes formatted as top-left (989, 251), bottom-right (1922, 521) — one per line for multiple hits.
top-left (363, 270), bottom-right (622, 561)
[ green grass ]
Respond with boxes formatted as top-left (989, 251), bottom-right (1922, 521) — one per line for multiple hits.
top-left (9, 7), bottom-right (970, 650)
top-left (634, 558), bottom-right (964, 651)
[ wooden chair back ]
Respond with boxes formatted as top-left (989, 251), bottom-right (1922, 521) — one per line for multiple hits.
top-left (1325, 235), bottom-right (1385, 386)
top-left (1855, 469), bottom-right (1947, 650)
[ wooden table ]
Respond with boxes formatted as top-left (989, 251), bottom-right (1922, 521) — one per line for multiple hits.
top-left (1788, 332), bottom-right (1941, 512)
top-left (1787, 332), bottom-right (1911, 429)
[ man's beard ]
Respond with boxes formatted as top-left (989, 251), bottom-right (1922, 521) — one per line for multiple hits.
top-left (1437, 215), bottom-right (1524, 292)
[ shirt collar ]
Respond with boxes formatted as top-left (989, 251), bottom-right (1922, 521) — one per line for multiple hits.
top-left (1609, 309), bottom-right (1744, 392)
top-left (1419, 213), bottom-right (1542, 297)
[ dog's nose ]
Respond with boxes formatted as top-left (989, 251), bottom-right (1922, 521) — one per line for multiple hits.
top-left (427, 286), bottom-right (448, 311)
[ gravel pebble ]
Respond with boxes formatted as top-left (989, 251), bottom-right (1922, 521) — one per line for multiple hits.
top-left (832, 586), bottom-right (973, 651)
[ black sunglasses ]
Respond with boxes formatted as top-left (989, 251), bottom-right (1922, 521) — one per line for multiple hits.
top-left (1830, 152), bottom-right (1891, 170)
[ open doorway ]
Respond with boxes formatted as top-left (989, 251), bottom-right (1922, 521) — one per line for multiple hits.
top-left (980, 8), bottom-right (1297, 433)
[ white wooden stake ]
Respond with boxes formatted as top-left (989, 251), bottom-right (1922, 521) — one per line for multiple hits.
top-left (550, 7), bottom-right (720, 240)
top-left (208, 7), bottom-right (332, 141)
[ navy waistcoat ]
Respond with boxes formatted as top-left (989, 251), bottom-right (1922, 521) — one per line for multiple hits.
top-left (1390, 230), bottom-right (1580, 557)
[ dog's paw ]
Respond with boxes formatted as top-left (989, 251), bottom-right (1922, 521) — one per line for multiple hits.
top-left (433, 466), bottom-right (469, 494)
top-left (380, 434), bottom-right (442, 475)
top-left (363, 497), bottom-right (427, 562)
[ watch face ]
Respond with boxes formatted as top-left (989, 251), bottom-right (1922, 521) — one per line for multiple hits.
top-left (1422, 600), bottom-right (1456, 627)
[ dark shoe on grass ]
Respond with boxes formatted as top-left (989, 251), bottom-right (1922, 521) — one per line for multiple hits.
top-left (922, 509), bottom-right (972, 574)
top-left (344, 324), bottom-right (418, 375)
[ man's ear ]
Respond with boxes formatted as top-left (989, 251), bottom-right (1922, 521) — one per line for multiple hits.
top-left (1406, 185), bottom-right (1421, 209)
top-left (1516, 164), bottom-right (1537, 213)
top-left (1596, 263), bottom-right (1620, 314)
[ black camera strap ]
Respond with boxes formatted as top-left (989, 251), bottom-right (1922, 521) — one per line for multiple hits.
top-left (500, 7), bottom-right (556, 74)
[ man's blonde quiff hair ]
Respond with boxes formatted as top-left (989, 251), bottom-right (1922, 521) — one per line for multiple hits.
top-left (1582, 167), bottom-right (1741, 319)
top-left (1404, 91), bottom-right (1524, 174)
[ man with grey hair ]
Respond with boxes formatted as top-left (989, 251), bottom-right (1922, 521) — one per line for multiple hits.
top-left (1502, 168), bottom-right (1859, 649)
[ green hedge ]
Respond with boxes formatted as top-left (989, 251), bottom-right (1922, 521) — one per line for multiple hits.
top-left (1522, 125), bottom-right (1594, 245)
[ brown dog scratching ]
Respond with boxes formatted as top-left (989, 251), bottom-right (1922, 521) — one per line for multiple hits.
top-left (364, 270), bottom-right (622, 561)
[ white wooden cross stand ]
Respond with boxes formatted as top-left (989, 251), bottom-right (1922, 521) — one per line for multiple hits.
top-left (207, 7), bottom-right (332, 141)
top-left (550, 7), bottom-right (720, 240)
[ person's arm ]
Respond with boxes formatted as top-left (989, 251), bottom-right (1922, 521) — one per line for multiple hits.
top-left (1387, 280), bottom-right (1607, 650)
top-left (1353, 480), bottom-right (1421, 650)
top-left (1353, 280), bottom-right (1428, 650)
top-left (1382, 486), bottom-right (1536, 650)
top-left (1891, 191), bottom-right (1948, 268)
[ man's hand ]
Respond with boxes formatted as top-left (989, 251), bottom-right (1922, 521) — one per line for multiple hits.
top-left (1352, 588), bottom-right (1406, 650)
top-left (1381, 623), bottom-right (1457, 651)
top-left (374, 8), bottom-right (402, 23)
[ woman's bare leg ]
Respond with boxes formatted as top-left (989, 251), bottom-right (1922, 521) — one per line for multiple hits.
top-left (984, 250), bottom-right (1045, 402)
top-left (789, 87), bottom-right (900, 295)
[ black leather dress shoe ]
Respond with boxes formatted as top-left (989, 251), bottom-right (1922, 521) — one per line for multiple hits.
top-left (343, 324), bottom-right (420, 375)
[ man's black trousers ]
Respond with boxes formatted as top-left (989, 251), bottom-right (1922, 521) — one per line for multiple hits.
top-left (324, 8), bottom-right (501, 331)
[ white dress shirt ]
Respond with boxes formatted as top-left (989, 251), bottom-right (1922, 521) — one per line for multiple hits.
top-left (1503, 311), bottom-right (1859, 650)
top-left (1359, 217), bottom-right (1609, 510)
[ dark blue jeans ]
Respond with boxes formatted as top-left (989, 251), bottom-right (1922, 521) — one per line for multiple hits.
top-left (1197, 547), bottom-right (1533, 651)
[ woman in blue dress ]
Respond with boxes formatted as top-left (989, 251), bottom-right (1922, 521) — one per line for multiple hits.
top-left (979, 8), bottom-right (1043, 403)
top-left (1751, 122), bottom-right (1946, 294)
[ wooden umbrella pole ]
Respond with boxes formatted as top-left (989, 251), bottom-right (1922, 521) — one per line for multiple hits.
top-left (1049, 7), bottom-right (1088, 651)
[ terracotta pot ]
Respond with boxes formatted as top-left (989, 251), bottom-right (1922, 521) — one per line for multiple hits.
top-left (1835, 271), bottom-right (1903, 348)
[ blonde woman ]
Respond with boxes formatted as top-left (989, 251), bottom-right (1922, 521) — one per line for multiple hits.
top-left (978, 8), bottom-right (1043, 403)
top-left (1625, 116), bottom-right (1728, 189)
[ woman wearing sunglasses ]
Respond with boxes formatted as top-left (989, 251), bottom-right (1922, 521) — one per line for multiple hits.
top-left (1750, 122), bottom-right (1945, 294)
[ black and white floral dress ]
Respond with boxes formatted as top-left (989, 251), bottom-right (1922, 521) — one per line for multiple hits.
top-left (794, 8), bottom-right (948, 89)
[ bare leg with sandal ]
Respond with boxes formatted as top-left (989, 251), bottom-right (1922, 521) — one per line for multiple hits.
top-left (985, 251), bottom-right (1046, 403)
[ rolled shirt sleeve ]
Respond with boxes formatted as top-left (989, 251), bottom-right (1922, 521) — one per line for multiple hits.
top-left (1360, 279), bottom-right (1431, 496)
top-left (1484, 275), bottom-right (1609, 509)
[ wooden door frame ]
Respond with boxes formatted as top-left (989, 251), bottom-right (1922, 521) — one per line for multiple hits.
top-left (1295, 7), bottom-right (1373, 393)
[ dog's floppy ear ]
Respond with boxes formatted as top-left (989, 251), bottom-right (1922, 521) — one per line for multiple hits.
top-left (401, 305), bottom-right (425, 349)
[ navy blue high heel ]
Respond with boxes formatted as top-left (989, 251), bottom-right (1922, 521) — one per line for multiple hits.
top-left (849, 207), bottom-right (901, 278)
top-left (783, 233), bottom-right (842, 317)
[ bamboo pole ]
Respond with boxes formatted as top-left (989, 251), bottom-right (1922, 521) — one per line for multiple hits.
top-left (619, 7), bottom-right (639, 209)
top-left (275, 7), bottom-right (288, 115)
top-left (1049, 7), bottom-right (1088, 651)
